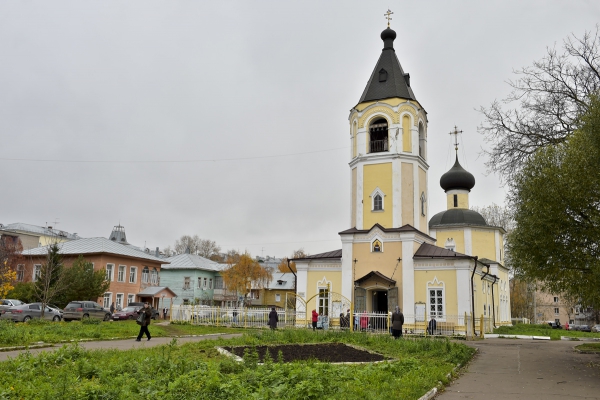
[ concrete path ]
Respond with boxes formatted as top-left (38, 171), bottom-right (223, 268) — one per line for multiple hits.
top-left (436, 338), bottom-right (600, 399)
top-left (0, 334), bottom-right (242, 362)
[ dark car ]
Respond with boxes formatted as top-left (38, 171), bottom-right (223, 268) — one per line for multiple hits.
top-left (547, 321), bottom-right (562, 329)
top-left (112, 306), bottom-right (142, 321)
top-left (127, 302), bottom-right (159, 319)
top-left (63, 301), bottom-right (111, 321)
top-left (579, 324), bottom-right (592, 332)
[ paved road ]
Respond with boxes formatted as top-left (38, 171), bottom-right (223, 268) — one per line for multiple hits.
top-left (0, 334), bottom-right (242, 362)
top-left (437, 338), bottom-right (600, 399)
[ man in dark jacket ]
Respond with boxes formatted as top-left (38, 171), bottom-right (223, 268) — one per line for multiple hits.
top-left (136, 302), bottom-right (153, 341)
top-left (391, 306), bottom-right (404, 339)
top-left (268, 307), bottom-right (278, 330)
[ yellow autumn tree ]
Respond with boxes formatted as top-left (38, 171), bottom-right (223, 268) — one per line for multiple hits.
top-left (0, 237), bottom-right (22, 298)
top-left (277, 248), bottom-right (307, 273)
top-left (221, 252), bottom-right (272, 303)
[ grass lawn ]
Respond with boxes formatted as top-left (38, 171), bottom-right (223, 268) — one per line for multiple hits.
top-left (493, 324), bottom-right (600, 340)
top-left (0, 319), bottom-right (239, 347)
top-left (575, 343), bottom-right (600, 352)
top-left (0, 329), bottom-right (475, 400)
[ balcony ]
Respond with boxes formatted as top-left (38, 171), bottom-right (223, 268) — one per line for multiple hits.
top-left (369, 139), bottom-right (388, 153)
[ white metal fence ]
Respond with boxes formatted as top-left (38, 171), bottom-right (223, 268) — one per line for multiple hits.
top-left (168, 306), bottom-right (497, 337)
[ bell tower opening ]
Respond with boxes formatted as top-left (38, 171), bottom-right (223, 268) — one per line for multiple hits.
top-left (369, 118), bottom-right (389, 153)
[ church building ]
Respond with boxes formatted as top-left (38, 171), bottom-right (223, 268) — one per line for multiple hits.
top-left (293, 17), bottom-right (511, 330)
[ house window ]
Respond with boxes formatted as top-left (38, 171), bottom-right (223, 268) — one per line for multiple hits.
top-left (151, 268), bottom-right (158, 285)
top-left (183, 298), bottom-right (189, 305)
top-left (106, 264), bottom-right (114, 281)
top-left (203, 278), bottom-right (207, 288)
top-left (184, 277), bottom-right (191, 290)
top-left (215, 277), bottom-right (223, 289)
top-left (554, 308), bottom-right (560, 315)
top-left (129, 267), bottom-right (137, 283)
top-left (142, 267), bottom-right (149, 283)
top-left (373, 194), bottom-right (382, 211)
top-left (318, 288), bottom-right (329, 316)
top-left (103, 293), bottom-right (112, 308)
top-left (16, 265), bottom-right (24, 282)
top-left (33, 265), bottom-right (41, 282)
top-left (554, 297), bottom-right (559, 303)
top-left (118, 265), bottom-right (126, 282)
top-left (429, 289), bottom-right (444, 318)
top-left (127, 294), bottom-right (135, 305)
top-left (209, 279), bottom-right (213, 289)
top-left (197, 277), bottom-right (202, 288)
top-left (116, 293), bottom-right (124, 309)
top-left (275, 294), bottom-right (281, 302)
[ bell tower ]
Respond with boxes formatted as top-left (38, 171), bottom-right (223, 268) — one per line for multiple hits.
top-left (348, 14), bottom-right (429, 233)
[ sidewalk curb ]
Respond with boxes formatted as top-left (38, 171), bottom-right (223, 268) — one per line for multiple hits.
top-left (485, 334), bottom-right (550, 340)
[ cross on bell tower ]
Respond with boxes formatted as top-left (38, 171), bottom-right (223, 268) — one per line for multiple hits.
top-left (449, 126), bottom-right (463, 154)
top-left (384, 9), bottom-right (393, 27)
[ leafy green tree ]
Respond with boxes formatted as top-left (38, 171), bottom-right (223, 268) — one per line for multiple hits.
top-left (5, 282), bottom-right (36, 303)
top-left (53, 255), bottom-right (110, 308)
top-left (34, 242), bottom-right (68, 317)
top-left (508, 95), bottom-right (600, 307)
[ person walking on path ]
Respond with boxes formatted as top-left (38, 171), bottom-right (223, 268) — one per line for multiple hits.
top-left (391, 306), bottom-right (404, 338)
top-left (360, 311), bottom-right (369, 331)
top-left (136, 302), bottom-right (153, 341)
top-left (268, 307), bottom-right (278, 330)
top-left (110, 302), bottom-right (115, 315)
top-left (312, 309), bottom-right (319, 331)
top-left (427, 317), bottom-right (437, 335)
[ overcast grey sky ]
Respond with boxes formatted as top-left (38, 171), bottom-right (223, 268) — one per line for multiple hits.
top-left (1, 1), bottom-right (598, 258)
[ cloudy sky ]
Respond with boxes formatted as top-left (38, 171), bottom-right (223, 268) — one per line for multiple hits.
top-left (1, 1), bottom-right (598, 258)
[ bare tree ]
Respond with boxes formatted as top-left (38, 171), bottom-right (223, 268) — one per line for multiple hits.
top-left (471, 203), bottom-right (514, 232)
top-left (197, 239), bottom-right (221, 259)
top-left (174, 235), bottom-right (200, 254)
top-left (478, 25), bottom-right (600, 182)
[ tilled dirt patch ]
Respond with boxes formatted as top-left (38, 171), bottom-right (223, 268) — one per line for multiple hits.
top-left (221, 342), bottom-right (389, 363)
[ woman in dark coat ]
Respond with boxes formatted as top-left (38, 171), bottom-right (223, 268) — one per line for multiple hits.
top-left (268, 307), bottom-right (278, 330)
top-left (391, 306), bottom-right (404, 339)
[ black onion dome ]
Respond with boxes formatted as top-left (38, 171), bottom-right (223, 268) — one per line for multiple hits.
top-left (429, 209), bottom-right (487, 228)
top-left (440, 156), bottom-right (475, 192)
top-left (380, 28), bottom-right (396, 48)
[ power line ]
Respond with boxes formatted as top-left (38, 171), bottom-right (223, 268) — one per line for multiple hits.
top-left (0, 146), bottom-right (348, 164)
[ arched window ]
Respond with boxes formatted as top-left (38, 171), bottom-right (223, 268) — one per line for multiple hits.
top-left (142, 267), bottom-right (149, 283)
top-left (151, 268), bottom-right (158, 285)
top-left (369, 118), bottom-right (388, 153)
top-left (420, 192), bottom-right (426, 216)
top-left (418, 122), bottom-right (426, 159)
top-left (370, 187), bottom-right (385, 211)
top-left (374, 194), bottom-right (382, 211)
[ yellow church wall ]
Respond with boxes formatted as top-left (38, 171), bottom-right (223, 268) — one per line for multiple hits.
top-left (305, 270), bottom-right (343, 313)
top-left (402, 115), bottom-right (411, 152)
top-left (434, 229), bottom-right (465, 254)
top-left (446, 193), bottom-right (469, 209)
top-left (355, 99), bottom-right (424, 128)
top-left (414, 270), bottom-right (459, 315)
top-left (401, 162), bottom-right (414, 226)
top-left (471, 230), bottom-right (497, 262)
top-left (352, 241), bottom-right (403, 288)
top-left (418, 166), bottom-right (427, 230)
top-left (351, 168), bottom-right (357, 228)
top-left (363, 163), bottom-right (393, 228)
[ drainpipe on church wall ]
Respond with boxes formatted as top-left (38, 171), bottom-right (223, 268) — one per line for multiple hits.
top-left (470, 256), bottom-right (478, 337)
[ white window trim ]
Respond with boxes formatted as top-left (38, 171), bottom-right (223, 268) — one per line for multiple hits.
top-left (129, 267), bottom-right (137, 284)
top-left (369, 187), bottom-right (385, 211)
top-left (142, 267), bottom-right (149, 284)
top-left (106, 264), bottom-right (114, 282)
top-left (275, 294), bottom-right (281, 302)
top-left (184, 276), bottom-right (191, 290)
top-left (150, 268), bottom-right (158, 285)
top-left (117, 265), bottom-right (126, 282)
top-left (103, 292), bottom-right (112, 308)
top-left (371, 236), bottom-right (384, 253)
top-left (33, 264), bottom-right (42, 282)
top-left (427, 277), bottom-right (446, 322)
top-left (116, 293), bottom-right (124, 308)
top-left (127, 294), bottom-right (135, 306)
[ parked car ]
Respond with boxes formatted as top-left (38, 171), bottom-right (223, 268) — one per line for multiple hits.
top-left (112, 306), bottom-right (142, 321)
top-left (0, 299), bottom-right (24, 311)
top-left (579, 324), bottom-right (592, 332)
top-left (591, 325), bottom-right (600, 333)
top-left (3, 303), bottom-right (62, 322)
top-left (569, 324), bottom-right (580, 331)
top-left (547, 321), bottom-right (562, 329)
top-left (63, 301), bottom-right (111, 321)
top-left (127, 302), bottom-right (159, 319)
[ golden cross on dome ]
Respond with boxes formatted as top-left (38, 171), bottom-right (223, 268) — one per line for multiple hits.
top-left (384, 9), bottom-right (393, 27)
top-left (449, 126), bottom-right (463, 153)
